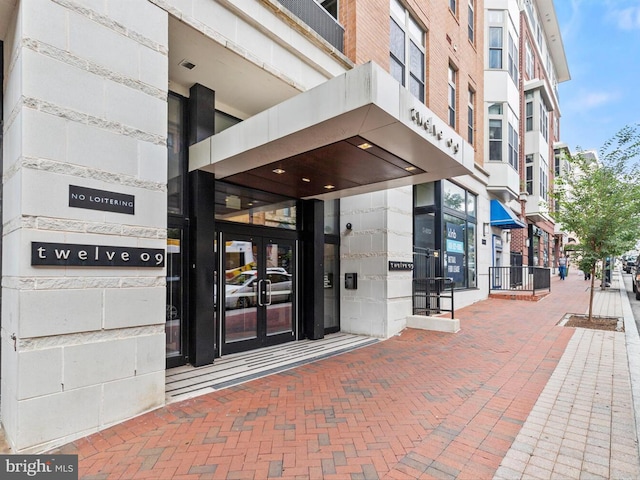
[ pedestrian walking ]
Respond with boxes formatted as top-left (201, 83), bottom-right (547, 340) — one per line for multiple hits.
top-left (558, 254), bottom-right (567, 280)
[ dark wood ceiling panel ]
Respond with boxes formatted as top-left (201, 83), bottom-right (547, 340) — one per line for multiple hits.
top-left (223, 137), bottom-right (423, 198)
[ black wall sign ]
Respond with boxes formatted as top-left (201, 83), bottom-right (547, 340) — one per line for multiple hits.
top-left (69, 185), bottom-right (135, 215)
top-left (389, 261), bottom-right (413, 271)
top-left (32, 242), bottom-right (165, 267)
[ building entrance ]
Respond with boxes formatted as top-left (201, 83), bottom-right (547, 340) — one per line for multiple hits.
top-left (219, 228), bottom-right (297, 355)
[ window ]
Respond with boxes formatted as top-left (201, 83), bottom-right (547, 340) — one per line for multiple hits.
top-left (526, 154), bottom-right (534, 195)
top-left (390, 0), bottom-right (425, 102)
top-left (525, 41), bottom-right (534, 79)
top-left (540, 103), bottom-right (549, 141)
top-left (467, 87), bottom-right (475, 145)
top-left (508, 121), bottom-right (518, 171)
top-left (489, 27), bottom-right (503, 69)
top-left (443, 181), bottom-right (477, 289)
top-left (448, 65), bottom-right (457, 128)
top-left (525, 94), bottom-right (533, 132)
top-left (468, 0), bottom-right (474, 43)
top-left (488, 103), bottom-right (503, 161)
top-left (168, 93), bottom-right (186, 215)
top-left (320, 0), bottom-right (337, 19)
top-left (450, 0), bottom-right (456, 14)
top-left (414, 181), bottom-right (476, 289)
top-left (540, 156), bottom-right (549, 202)
top-left (507, 107), bottom-right (519, 171)
top-left (508, 33), bottom-right (519, 84)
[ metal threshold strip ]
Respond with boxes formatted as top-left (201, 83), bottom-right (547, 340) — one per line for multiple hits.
top-left (165, 333), bottom-right (379, 404)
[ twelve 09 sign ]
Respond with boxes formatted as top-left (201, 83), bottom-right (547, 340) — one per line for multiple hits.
top-left (32, 242), bottom-right (165, 267)
top-left (445, 223), bottom-right (464, 285)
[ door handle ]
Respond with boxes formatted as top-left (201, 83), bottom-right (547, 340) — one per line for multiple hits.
top-left (264, 279), bottom-right (272, 306)
top-left (257, 279), bottom-right (273, 306)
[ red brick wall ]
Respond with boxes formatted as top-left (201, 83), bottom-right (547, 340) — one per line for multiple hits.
top-left (340, 0), bottom-right (485, 166)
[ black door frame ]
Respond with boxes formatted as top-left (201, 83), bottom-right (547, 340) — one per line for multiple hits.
top-left (187, 172), bottom-right (326, 366)
top-left (166, 217), bottom-right (190, 368)
top-left (217, 224), bottom-right (298, 355)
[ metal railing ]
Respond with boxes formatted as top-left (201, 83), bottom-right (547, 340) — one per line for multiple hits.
top-left (489, 266), bottom-right (551, 295)
top-left (276, 0), bottom-right (344, 52)
top-left (412, 248), bottom-right (455, 318)
top-left (413, 277), bottom-right (455, 318)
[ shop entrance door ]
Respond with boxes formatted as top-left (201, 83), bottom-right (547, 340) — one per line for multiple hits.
top-left (221, 230), bottom-right (296, 355)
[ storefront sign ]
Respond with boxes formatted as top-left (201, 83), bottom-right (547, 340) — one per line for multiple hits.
top-left (388, 261), bottom-right (413, 271)
top-left (31, 242), bottom-right (164, 267)
top-left (69, 185), bottom-right (135, 215)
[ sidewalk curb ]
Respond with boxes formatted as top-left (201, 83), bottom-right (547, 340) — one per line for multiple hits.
top-left (618, 269), bottom-right (640, 460)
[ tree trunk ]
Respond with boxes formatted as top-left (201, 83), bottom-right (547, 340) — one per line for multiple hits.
top-left (588, 266), bottom-right (595, 321)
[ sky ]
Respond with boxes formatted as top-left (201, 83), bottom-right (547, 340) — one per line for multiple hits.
top-left (554, 0), bottom-right (640, 153)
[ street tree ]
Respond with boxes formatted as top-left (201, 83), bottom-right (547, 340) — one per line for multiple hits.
top-left (553, 124), bottom-right (640, 320)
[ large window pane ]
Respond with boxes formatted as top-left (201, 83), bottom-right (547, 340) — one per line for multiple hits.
top-left (444, 214), bottom-right (466, 288)
top-left (443, 181), bottom-right (466, 212)
top-left (215, 182), bottom-right (297, 229)
top-left (166, 228), bottom-right (184, 358)
top-left (390, 18), bottom-right (405, 65)
top-left (415, 183), bottom-right (435, 207)
top-left (390, 1), bottom-right (425, 102)
top-left (467, 222), bottom-right (476, 287)
top-left (409, 41), bottom-right (425, 101)
top-left (489, 119), bottom-right (502, 161)
top-left (168, 94), bottom-right (185, 215)
top-left (489, 27), bottom-right (503, 69)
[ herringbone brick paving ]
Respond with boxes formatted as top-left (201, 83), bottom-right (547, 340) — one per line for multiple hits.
top-left (55, 274), bottom-right (592, 479)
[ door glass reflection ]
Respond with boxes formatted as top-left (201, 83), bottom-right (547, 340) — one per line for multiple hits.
top-left (224, 239), bottom-right (258, 342)
top-left (166, 229), bottom-right (182, 357)
top-left (265, 243), bottom-right (294, 336)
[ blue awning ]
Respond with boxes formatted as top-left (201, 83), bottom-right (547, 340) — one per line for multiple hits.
top-left (490, 199), bottom-right (526, 229)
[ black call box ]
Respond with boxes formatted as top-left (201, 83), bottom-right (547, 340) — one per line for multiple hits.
top-left (345, 272), bottom-right (358, 289)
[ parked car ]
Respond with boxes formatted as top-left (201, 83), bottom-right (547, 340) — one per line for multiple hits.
top-left (632, 257), bottom-right (640, 300)
top-left (625, 259), bottom-right (636, 273)
top-left (225, 270), bottom-right (292, 309)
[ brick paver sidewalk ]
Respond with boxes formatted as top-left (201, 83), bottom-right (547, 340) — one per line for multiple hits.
top-left (57, 274), bottom-right (593, 479)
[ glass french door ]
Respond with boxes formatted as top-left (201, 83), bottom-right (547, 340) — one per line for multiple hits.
top-left (166, 223), bottom-right (189, 368)
top-left (221, 231), bottom-right (296, 355)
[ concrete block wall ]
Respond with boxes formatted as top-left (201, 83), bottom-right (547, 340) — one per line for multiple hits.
top-left (1, 0), bottom-right (168, 452)
top-left (340, 187), bottom-right (413, 338)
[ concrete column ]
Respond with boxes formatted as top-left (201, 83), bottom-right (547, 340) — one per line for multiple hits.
top-left (1, 1), bottom-right (168, 452)
top-left (340, 187), bottom-right (414, 338)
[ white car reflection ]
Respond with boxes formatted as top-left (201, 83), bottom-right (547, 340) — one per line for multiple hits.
top-left (225, 270), bottom-right (292, 309)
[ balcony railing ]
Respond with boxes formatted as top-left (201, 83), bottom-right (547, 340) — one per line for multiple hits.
top-left (276, 0), bottom-right (344, 52)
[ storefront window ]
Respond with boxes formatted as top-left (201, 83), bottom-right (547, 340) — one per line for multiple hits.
top-left (215, 182), bottom-right (297, 229)
top-left (443, 181), bottom-right (466, 212)
top-left (442, 181), bottom-right (477, 289)
top-left (415, 183), bottom-right (435, 207)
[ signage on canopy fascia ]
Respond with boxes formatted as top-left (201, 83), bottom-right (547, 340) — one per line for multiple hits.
top-left (410, 108), bottom-right (460, 154)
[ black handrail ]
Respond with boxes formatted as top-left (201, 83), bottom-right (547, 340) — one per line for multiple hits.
top-left (412, 276), bottom-right (455, 319)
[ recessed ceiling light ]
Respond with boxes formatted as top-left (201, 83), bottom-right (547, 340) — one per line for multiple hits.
top-left (302, 177), bottom-right (311, 182)
top-left (273, 168), bottom-right (285, 174)
top-left (405, 166), bottom-right (417, 171)
top-left (324, 184), bottom-right (335, 190)
top-left (180, 59), bottom-right (196, 70)
top-left (358, 142), bottom-right (373, 150)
